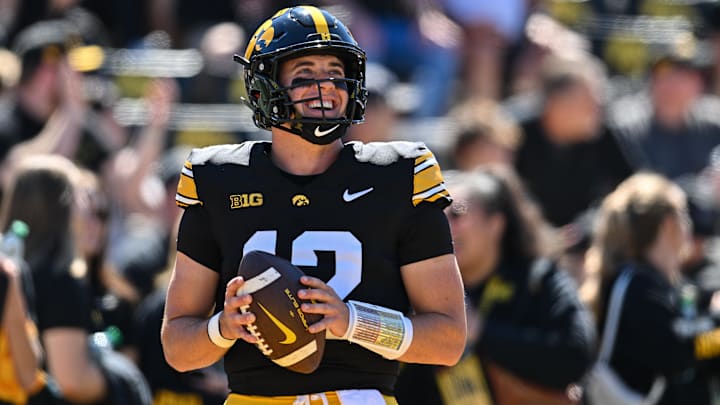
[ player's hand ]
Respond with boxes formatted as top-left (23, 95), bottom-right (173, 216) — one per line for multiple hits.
top-left (298, 276), bottom-right (349, 336)
top-left (220, 276), bottom-right (258, 344)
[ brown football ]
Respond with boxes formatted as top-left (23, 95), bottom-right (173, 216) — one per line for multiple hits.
top-left (236, 250), bottom-right (325, 374)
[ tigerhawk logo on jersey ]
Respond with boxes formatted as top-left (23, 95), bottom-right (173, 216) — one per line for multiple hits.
top-left (230, 193), bottom-right (264, 209)
top-left (292, 194), bottom-right (310, 207)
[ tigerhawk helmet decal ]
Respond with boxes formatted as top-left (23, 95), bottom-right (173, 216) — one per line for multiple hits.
top-left (233, 6), bottom-right (367, 144)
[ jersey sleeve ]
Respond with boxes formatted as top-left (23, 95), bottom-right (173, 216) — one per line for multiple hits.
top-left (397, 204), bottom-right (454, 266)
top-left (411, 149), bottom-right (451, 208)
top-left (176, 205), bottom-right (222, 272)
top-left (176, 159), bottom-right (202, 208)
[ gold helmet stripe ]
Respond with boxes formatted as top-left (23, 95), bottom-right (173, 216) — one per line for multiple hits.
top-left (302, 6), bottom-right (331, 40)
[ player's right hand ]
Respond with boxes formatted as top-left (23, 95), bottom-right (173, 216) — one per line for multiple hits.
top-left (221, 276), bottom-right (258, 343)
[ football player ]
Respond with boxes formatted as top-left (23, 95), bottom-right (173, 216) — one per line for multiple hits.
top-left (161, 5), bottom-right (466, 405)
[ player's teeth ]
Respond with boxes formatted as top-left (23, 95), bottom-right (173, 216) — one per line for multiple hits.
top-left (309, 101), bottom-right (333, 109)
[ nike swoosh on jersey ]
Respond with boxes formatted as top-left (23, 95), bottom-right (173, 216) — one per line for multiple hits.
top-left (257, 303), bottom-right (297, 345)
top-left (343, 187), bottom-right (374, 202)
top-left (314, 124), bottom-right (340, 137)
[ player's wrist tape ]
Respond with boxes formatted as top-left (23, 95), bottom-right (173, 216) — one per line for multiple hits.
top-left (342, 300), bottom-right (413, 360)
top-left (207, 312), bottom-right (236, 348)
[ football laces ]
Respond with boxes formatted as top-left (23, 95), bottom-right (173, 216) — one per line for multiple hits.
top-left (240, 305), bottom-right (272, 355)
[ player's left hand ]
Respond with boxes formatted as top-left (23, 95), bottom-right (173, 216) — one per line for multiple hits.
top-left (298, 276), bottom-right (349, 336)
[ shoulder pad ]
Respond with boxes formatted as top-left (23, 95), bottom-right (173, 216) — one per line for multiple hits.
top-left (350, 141), bottom-right (430, 165)
top-left (176, 141), bottom-right (265, 208)
top-left (349, 141), bottom-right (450, 206)
top-left (185, 141), bottom-right (264, 167)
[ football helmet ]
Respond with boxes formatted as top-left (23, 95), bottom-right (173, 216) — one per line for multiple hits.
top-left (234, 6), bottom-right (367, 144)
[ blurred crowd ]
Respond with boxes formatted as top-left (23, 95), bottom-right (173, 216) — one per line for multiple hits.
top-left (1, 0), bottom-right (720, 404)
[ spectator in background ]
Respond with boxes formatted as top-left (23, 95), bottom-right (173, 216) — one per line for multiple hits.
top-left (100, 78), bottom-right (181, 300)
top-left (514, 53), bottom-right (634, 229)
top-left (346, 0), bottom-right (461, 116)
top-left (676, 177), bottom-right (720, 405)
top-left (130, 217), bottom-right (228, 405)
top-left (447, 97), bottom-right (522, 171)
top-left (0, 19), bottom-right (124, 181)
top-left (678, 177), bottom-right (720, 305)
top-left (73, 168), bottom-right (140, 356)
top-left (0, 154), bottom-right (108, 403)
top-left (108, 144), bottom-right (186, 300)
top-left (0, 257), bottom-right (44, 405)
top-left (609, 34), bottom-right (720, 182)
top-left (439, 0), bottom-right (531, 100)
top-left (584, 172), bottom-right (720, 405)
top-left (396, 166), bottom-right (594, 405)
top-left (345, 62), bottom-right (401, 144)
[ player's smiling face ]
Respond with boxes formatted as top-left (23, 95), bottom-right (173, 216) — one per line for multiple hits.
top-left (279, 54), bottom-right (349, 120)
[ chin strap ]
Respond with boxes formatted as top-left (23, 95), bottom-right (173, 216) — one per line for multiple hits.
top-left (274, 122), bottom-right (348, 145)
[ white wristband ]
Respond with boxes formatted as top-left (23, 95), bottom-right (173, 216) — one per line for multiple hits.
top-left (207, 312), bottom-right (236, 348)
top-left (344, 300), bottom-right (413, 360)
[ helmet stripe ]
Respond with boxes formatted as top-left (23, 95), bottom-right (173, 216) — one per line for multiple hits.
top-left (302, 6), bottom-right (331, 40)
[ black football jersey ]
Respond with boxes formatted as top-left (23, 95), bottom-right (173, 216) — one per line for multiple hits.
top-left (175, 141), bottom-right (453, 395)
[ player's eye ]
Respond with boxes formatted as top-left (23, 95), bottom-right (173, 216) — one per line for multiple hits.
top-left (328, 69), bottom-right (345, 78)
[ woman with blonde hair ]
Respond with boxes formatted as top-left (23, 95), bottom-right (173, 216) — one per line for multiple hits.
top-left (585, 172), bottom-right (720, 404)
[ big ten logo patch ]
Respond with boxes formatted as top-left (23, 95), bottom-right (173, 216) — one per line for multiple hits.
top-left (230, 193), bottom-right (263, 209)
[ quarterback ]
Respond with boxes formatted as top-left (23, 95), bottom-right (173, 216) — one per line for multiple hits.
top-left (161, 5), bottom-right (466, 405)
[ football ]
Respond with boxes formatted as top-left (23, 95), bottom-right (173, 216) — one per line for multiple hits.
top-left (236, 250), bottom-right (326, 374)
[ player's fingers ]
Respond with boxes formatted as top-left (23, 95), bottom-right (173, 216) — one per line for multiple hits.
top-left (299, 275), bottom-right (329, 290)
top-left (306, 317), bottom-right (332, 334)
top-left (225, 276), bottom-right (246, 297)
top-left (297, 286), bottom-right (337, 303)
top-left (224, 293), bottom-right (252, 312)
top-left (300, 301), bottom-right (338, 316)
top-left (222, 310), bottom-right (258, 343)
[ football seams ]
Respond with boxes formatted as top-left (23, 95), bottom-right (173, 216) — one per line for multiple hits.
top-left (240, 304), bottom-right (273, 355)
top-left (237, 267), bottom-right (282, 356)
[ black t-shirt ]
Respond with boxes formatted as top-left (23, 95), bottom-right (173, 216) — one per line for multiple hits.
top-left (32, 260), bottom-right (93, 333)
top-left (395, 259), bottom-right (596, 404)
top-left (609, 94), bottom-right (720, 180)
top-left (514, 117), bottom-right (634, 227)
top-left (175, 140), bottom-right (454, 396)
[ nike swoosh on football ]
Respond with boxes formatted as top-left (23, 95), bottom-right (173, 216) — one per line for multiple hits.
top-left (314, 124), bottom-right (340, 137)
top-left (257, 303), bottom-right (297, 345)
top-left (343, 187), bottom-right (374, 202)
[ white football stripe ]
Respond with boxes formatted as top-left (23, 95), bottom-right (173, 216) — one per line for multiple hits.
top-left (176, 194), bottom-right (200, 205)
top-left (272, 340), bottom-right (318, 367)
top-left (414, 157), bottom-right (437, 174)
top-left (181, 166), bottom-right (194, 177)
top-left (236, 267), bottom-right (281, 295)
top-left (413, 184), bottom-right (447, 200)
